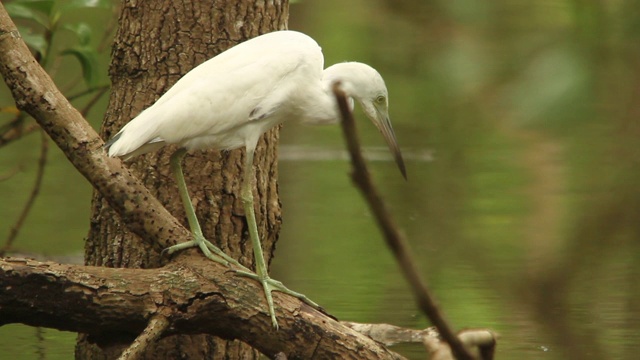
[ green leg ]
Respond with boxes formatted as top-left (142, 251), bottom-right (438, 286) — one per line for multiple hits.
top-left (235, 147), bottom-right (320, 329)
top-left (163, 148), bottom-right (248, 271)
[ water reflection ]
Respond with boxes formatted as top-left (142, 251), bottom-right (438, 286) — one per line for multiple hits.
top-left (279, 145), bottom-right (434, 163)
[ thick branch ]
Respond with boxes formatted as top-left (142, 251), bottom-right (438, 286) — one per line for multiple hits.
top-left (0, 257), bottom-right (404, 360)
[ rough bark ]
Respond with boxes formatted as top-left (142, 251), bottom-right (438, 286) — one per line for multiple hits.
top-left (0, 258), bottom-right (405, 360)
top-left (79, 1), bottom-right (288, 358)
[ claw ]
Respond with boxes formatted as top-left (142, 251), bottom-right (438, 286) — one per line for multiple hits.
top-left (163, 235), bottom-right (243, 268)
top-left (234, 270), bottom-right (321, 329)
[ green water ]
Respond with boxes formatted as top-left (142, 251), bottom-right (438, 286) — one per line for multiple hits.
top-left (2, 0), bottom-right (640, 359)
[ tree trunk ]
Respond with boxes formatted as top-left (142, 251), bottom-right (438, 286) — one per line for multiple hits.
top-left (76, 1), bottom-right (288, 358)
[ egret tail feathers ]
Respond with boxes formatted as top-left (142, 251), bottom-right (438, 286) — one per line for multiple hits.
top-left (104, 112), bottom-right (166, 160)
top-left (103, 131), bottom-right (122, 151)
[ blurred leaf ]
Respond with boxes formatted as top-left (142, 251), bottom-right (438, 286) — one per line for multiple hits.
top-left (504, 47), bottom-right (590, 127)
top-left (63, 23), bottom-right (93, 46)
top-left (14, 0), bottom-right (55, 16)
top-left (61, 0), bottom-right (113, 11)
top-left (17, 25), bottom-right (48, 57)
top-left (61, 47), bottom-right (98, 87)
top-left (4, 3), bottom-right (49, 28)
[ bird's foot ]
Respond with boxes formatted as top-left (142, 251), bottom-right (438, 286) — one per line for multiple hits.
top-left (235, 270), bottom-right (321, 329)
top-left (163, 235), bottom-right (249, 271)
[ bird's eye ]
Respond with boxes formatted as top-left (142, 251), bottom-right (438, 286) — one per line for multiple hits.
top-left (375, 95), bottom-right (386, 105)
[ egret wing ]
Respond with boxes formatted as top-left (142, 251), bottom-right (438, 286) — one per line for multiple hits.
top-left (108, 31), bottom-right (324, 158)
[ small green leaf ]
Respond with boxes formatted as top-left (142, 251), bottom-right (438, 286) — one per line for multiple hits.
top-left (5, 3), bottom-right (49, 28)
top-left (17, 25), bottom-right (48, 57)
top-left (61, 47), bottom-right (98, 87)
top-left (13, 0), bottom-right (56, 16)
top-left (63, 23), bottom-right (93, 46)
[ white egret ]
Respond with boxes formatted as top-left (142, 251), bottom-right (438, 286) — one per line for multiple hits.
top-left (105, 30), bottom-right (405, 329)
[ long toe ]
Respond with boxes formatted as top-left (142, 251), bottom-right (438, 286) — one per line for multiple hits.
top-left (235, 271), bottom-right (320, 308)
top-left (163, 235), bottom-right (241, 268)
top-left (265, 278), bottom-right (321, 309)
top-left (202, 240), bottom-right (249, 270)
top-left (234, 271), bottom-right (321, 329)
top-left (162, 240), bottom-right (197, 256)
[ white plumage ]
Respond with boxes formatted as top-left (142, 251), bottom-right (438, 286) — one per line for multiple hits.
top-left (107, 31), bottom-right (322, 157)
top-left (105, 30), bottom-right (405, 329)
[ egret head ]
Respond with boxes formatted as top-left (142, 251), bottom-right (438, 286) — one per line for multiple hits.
top-left (324, 62), bottom-right (407, 179)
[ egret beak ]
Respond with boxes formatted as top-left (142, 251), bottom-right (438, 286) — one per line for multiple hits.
top-left (371, 108), bottom-right (407, 180)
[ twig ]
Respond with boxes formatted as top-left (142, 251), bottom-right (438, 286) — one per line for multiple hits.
top-left (332, 82), bottom-right (475, 360)
top-left (1, 112), bottom-right (27, 147)
top-left (424, 329), bottom-right (497, 360)
top-left (67, 85), bottom-right (110, 102)
top-left (0, 86), bottom-right (109, 148)
top-left (0, 165), bottom-right (22, 181)
top-left (35, 326), bottom-right (45, 360)
top-left (117, 315), bottom-right (170, 360)
top-left (79, 85), bottom-right (109, 117)
top-left (0, 121), bottom-right (39, 148)
top-left (342, 321), bottom-right (439, 346)
top-left (1, 128), bottom-right (48, 256)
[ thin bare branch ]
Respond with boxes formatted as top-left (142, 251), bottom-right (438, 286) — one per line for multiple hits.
top-left (0, 88), bottom-right (108, 149)
top-left (0, 121), bottom-right (39, 148)
top-left (1, 129), bottom-right (48, 256)
top-left (67, 85), bottom-right (110, 102)
top-left (1, 111), bottom-right (31, 148)
top-left (0, 164), bottom-right (22, 181)
top-left (332, 82), bottom-right (477, 360)
top-left (342, 321), bottom-right (438, 346)
top-left (117, 315), bottom-right (170, 360)
top-left (424, 329), bottom-right (498, 360)
top-left (79, 85), bottom-right (109, 117)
